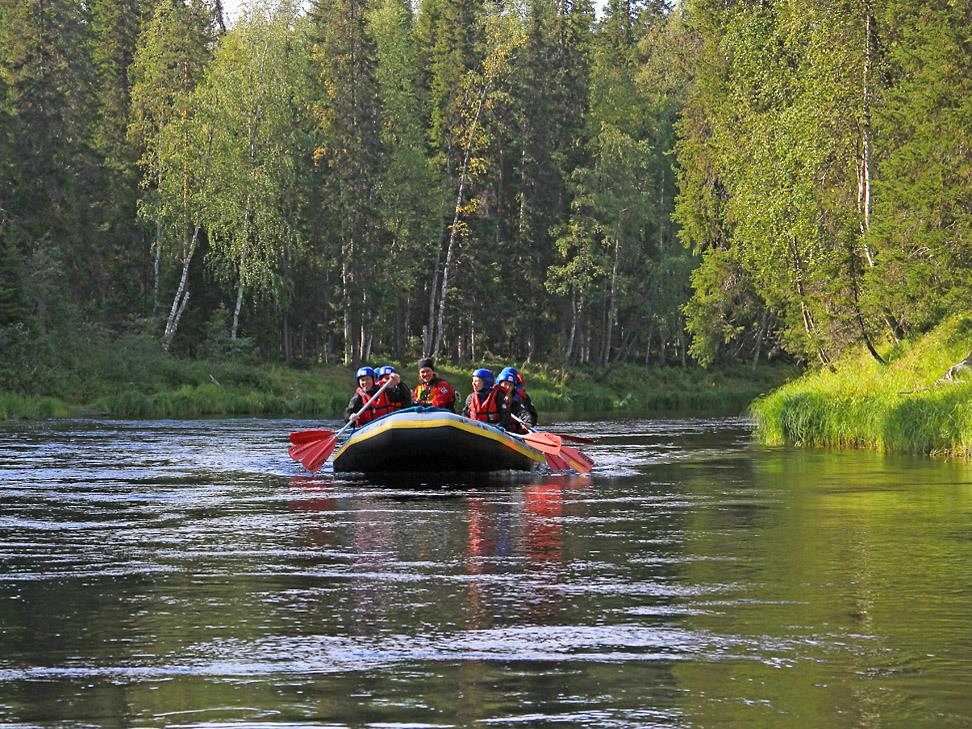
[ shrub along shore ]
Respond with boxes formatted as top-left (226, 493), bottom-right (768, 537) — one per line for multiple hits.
top-left (750, 315), bottom-right (972, 457)
top-left (0, 330), bottom-right (792, 421)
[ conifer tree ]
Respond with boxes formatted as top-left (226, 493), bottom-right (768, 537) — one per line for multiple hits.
top-left (869, 0), bottom-right (972, 333)
top-left (0, 0), bottom-right (96, 333)
top-left (369, 0), bottom-right (443, 356)
top-left (308, 0), bottom-right (385, 364)
top-left (89, 0), bottom-right (148, 314)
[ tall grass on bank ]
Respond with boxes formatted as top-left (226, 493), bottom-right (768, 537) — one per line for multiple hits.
top-left (751, 316), bottom-right (972, 457)
top-left (0, 393), bottom-right (74, 419)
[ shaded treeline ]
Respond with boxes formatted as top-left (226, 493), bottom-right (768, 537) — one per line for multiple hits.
top-left (0, 0), bottom-right (688, 368)
top-left (0, 0), bottom-right (969, 377)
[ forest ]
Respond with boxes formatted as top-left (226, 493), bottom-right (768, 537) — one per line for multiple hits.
top-left (1, 0), bottom-right (969, 378)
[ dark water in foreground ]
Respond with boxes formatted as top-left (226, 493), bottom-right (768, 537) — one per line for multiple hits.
top-left (2, 417), bottom-right (972, 728)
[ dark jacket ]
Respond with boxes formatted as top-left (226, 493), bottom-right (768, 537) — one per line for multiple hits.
top-left (513, 391), bottom-right (538, 427)
top-left (386, 380), bottom-right (413, 408)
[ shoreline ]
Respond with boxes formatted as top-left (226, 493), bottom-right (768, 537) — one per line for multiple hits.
top-left (0, 358), bottom-right (793, 421)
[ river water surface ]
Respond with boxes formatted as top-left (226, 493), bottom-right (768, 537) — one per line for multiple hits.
top-left (2, 417), bottom-right (972, 727)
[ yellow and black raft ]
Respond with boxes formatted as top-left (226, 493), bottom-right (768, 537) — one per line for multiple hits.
top-left (331, 407), bottom-right (545, 473)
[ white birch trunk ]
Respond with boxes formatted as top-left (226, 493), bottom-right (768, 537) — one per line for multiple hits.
top-left (162, 224), bottom-right (201, 352)
top-left (231, 281), bottom-right (244, 340)
top-left (603, 236), bottom-right (621, 366)
top-left (566, 288), bottom-right (578, 362)
top-left (431, 82), bottom-right (489, 358)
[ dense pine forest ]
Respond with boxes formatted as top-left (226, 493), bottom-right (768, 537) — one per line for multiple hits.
top-left (1, 0), bottom-right (969, 380)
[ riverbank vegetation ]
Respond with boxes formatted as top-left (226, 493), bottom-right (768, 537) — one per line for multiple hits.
top-left (751, 317), bottom-right (972, 457)
top-left (0, 322), bottom-right (792, 419)
top-left (1, 2), bottom-right (969, 443)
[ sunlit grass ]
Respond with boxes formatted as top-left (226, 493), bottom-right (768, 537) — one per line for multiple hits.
top-left (751, 315), bottom-right (972, 456)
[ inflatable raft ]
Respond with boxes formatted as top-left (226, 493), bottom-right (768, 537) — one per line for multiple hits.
top-left (331, 407), bottom-right (545, 473)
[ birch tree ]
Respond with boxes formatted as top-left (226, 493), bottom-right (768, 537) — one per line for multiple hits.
top-left (129, 0), bottom-right (215, 351)
top-left (195, 0), bottom-right (307, 340)
top-left (429, 3), bottom-right (526, 358)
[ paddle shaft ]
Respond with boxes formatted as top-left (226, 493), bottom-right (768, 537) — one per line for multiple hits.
top-left (339, 377), bottom-right (395, 437)
top-left (510, 413), bottom-right (593, 443)
top-left (289, 377), bottom-right (398, 473)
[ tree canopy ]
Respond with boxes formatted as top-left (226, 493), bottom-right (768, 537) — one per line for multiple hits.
top-left (0, 0), bottom-right (968, 370)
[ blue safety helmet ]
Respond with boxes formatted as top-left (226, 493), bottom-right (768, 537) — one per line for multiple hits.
top-left (497, 367), bottom-right (517, 384)
top-left (356, 366), bottom-right (377, 380)
top-left (378, 365), bottom-right (396, 378)
top-left (473, 368), bottom-right (494, 385)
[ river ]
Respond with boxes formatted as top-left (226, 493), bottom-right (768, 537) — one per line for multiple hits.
top-left (1, 417), bottom-right (971, 727)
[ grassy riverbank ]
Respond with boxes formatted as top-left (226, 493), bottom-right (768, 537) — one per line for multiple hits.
top-left (0, 328), bottom-right (792, 420)
top-left (751, 315), bottom-right (972, 457)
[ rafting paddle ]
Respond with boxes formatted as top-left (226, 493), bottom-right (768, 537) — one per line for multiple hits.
top-left (557, 432), bottom-right (596, 445)
top-left (289, 428), bottom-right (335, 446)
top-left (521, 431), bottom-right (563, 454)
top-left (511, 414), bottom-right (594, 474)
top-left (289, 378), bottom-right (394, 473)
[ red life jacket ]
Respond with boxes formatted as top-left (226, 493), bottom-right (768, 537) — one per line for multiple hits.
top-left (354, 386), bottom-right (396, 425)
top-left (468, 387), bottom-right (503, 424)
top-left (413, 377), bottom-right (456, 410)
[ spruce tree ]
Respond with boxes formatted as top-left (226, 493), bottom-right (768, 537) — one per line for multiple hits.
top-left (308, 0), bottom-right (385, 364)
top-left (0, 0), bottom-right (96, 332)
top-left (89, 0), bottom-right (148, 316)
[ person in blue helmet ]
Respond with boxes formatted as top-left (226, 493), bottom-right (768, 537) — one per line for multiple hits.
top-left (343, 366), bottom-right (409, 425)
top-left (377, 365), bottom-right (412, 412)
top-left (462, 368), bottom-right (512, 428)
top-left (498, 366), bottom-right (538, 427)
top-left (495, 367), bottom-right (536, 432)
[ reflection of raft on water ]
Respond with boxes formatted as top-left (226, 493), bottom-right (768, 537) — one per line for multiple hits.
top-left (332, 407), bottom-right (545, 473)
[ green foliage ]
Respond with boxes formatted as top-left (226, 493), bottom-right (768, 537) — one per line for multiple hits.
top-left (368, 0), bottom-right (443, 344)
top-left (198, 305), bottom-right (257, 361)
top-left (866, 1), bottom-right (972, 332)
top-left (676, 0), bottom-right (972, 367)
top-left (751, 315), bottom-right (972, 456)
top-left (0, 392), bottom-right (74, 419)
top-left (0, 319), bottom-right (791, 420)
top-left (195, 2), bottom-right (307, 307)
top-left (1, 0), bottom-right (968, 392)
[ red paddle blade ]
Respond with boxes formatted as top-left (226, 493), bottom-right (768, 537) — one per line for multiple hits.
top-left (560, 445), bottom-right (594, 474)
top-left (523, 431), bottom-right (563, 455)
top-left (544, 452), bottom-right (570, 470)
top-left (288, 435), bottom-right (338, 473)
top-left (289, 429), bottom-right (335, 446)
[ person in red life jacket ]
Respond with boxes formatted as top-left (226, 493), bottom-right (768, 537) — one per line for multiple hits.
top-left (377, 365), bottom-right (412, 411)
top-left (462, 368), bottom-right (513, 428)
top-left (412, 357), bottom-right (457, 411)
top-left (344, 366), bottom-right (409, 426)
top-left (500, 366), bottom-right (539, 427)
